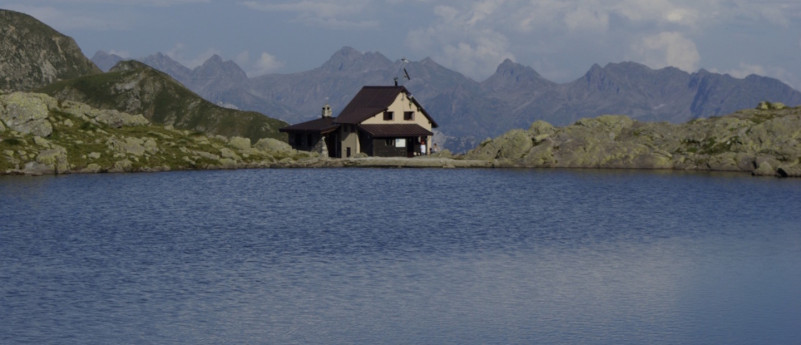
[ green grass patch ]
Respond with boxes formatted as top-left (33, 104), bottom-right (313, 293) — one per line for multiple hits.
top-left (749, 112), bottom-right (777, 125)
top-left (2, 137), bottom-right (22, 146)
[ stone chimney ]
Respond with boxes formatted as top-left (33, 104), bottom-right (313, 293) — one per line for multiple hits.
top-left (322, 104), bottom-right (332, 118)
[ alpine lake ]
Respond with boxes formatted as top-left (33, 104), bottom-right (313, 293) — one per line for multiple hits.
top-left (2, 168), bottom-right (800, 344)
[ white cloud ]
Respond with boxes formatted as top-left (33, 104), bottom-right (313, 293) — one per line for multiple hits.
top-left (724, 62), bottom-right (767, 79)
top-left (240, 0), bottom-right (377, 28)
top-left (613, 0), bottom-right (702, 27)
top-left (4, 4), bottom-right (130, 30)
top-left (629, 32), bottom-right (700, 72)
top-left (252, 52), bottom-right (285, 76)
top-left (564, 6), bottom-right (609, 32)
top-left (234, 51), bottom-right (251, 68)
top-left (108, 49), bottom-right (131, 58)
top-left (166, 43), bottom-right (220, 68)
top-left (406, 3), bottom-right (515, 80)
top-left (33, 0), bottom-right (210, 5)
top-left (226, 50), bottom-right (285, 77)
top-left (465, 0), bottom-right (504, 26)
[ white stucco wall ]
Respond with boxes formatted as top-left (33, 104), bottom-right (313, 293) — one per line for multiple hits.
top-left (360, 93), bottom-right (433, 130)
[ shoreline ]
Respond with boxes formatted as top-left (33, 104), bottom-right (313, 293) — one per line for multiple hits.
top-left (4, 155), bottom-right (794, 178)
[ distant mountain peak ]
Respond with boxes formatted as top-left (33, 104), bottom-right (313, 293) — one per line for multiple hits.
top-left (91, 50), bottom-right (125, 72)
top-left (497, 58), bottom-right (517, 68)
top-left (420, 57), bottom-right (436, 64)
top-left (494, 59), bottom-right (541, 77)
top-left (483, 58), bottom-right (552, 90)
top-left (333, 46), bottom-right (361, 58)
top-left (139, 52), bottom-right (192, 83)
top-left (192, 54), bottom-right (248, 89)
top-left (205, 54), bottom-right (224, 64)
top-left (321, 46), bottom-right (392, 73)
top-left (141, 52), bottom-right (182, 66)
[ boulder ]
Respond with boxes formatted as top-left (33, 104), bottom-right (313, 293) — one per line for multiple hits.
top-left (229, 136), bottom-right (251, 151)
top-left (529, 120), bottom-right (555, 136)
top-left (757, 101), bottom-right (786, 110)
top-left (33, 136), bottom-right (51, 147)
top-left (22, 161), bottom-right (54, 176)
top-left (81, 163), bottom-right (103, 173)
top-left (777, 164), bottom-right (801, 178)
top-left (111, 159), bottom-right (133, 172)
top-left (95, 109), bottom-right (149, 128)
top-left (254, 138), bottom-right (293, 153)
top-left (497, 129), bottom-right (534, 159)
top-left (143, 138), bottom-right (159, 154)
top-left (0, 92), bottom-right (53, 137)
top-left (34, 145), bottom-right (69, 174)
top-left (752, 156), bottom-right (780, 176)
top-left (108, 137), bottom-right (146, 156)
top-left (220, 147), bottom-right (240, 161)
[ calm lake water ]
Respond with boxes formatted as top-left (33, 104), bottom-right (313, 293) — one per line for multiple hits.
top-left (1, 168), bottom-right (800, 344)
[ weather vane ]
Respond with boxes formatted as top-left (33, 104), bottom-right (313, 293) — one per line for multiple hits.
top-left (394, 57), bottom-right (411, 86)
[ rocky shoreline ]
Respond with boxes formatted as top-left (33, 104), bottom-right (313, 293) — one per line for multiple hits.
top-left (463, 101), bottom-right (801, 177)
top-left (2, 92), bottom-right (800, 177)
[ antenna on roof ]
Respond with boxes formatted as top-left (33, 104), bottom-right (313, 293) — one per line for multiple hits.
top-left (394, 57), bottom-right (411, 86)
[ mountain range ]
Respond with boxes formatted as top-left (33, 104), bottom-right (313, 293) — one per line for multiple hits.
top-left (93, 47), bottom-right (801, 152)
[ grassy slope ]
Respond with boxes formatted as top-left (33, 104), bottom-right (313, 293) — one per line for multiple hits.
top-left (39, 61), bottom-right (288, 143)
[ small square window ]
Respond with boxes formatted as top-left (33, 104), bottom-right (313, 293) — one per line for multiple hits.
top-left (404, 111), bottom-right (414, 121)
top-left (384, 111), bottom-right (394, 121)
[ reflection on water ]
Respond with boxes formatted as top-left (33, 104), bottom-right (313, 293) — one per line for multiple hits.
top-left (1, 169), bottom-right (800, 344)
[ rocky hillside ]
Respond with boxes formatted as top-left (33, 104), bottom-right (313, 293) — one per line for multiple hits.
top-left (464, 102), bottom-right (801, 177)
top-left (0, 9), bottom-right (101, 92)
top-left (0, 92), bottom-right (314, 175)
top-left (39, 60), bottom-right (288, 144)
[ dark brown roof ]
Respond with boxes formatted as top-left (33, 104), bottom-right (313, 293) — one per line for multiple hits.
top-left (359, 124), bottom-right (433, 138)
top-left (279, 117), bottom-right (339, 134)
top-left (335, 86), bottom-right (438, 127)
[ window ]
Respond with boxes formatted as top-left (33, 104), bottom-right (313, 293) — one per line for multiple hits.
top-left (395, 138), bottom-right (406, 148)
top-left (307, 134), bottom-right (313, 147)
top-left (404, 111), bottom-right (414, 121)
top-left (383, 111), bottom-right (394, 121)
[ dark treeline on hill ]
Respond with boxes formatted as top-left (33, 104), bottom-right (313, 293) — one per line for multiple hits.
top-left (94, 47), bottom-right (801, 152)
top-left (0, 9), bottom-right (286, 143)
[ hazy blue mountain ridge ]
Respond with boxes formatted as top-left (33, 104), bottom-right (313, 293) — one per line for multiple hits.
top-left (93, 47), bottom-right (801, 152)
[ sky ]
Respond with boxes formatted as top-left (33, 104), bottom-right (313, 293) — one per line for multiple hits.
top-left (3, 0), bottom-right (801, 90)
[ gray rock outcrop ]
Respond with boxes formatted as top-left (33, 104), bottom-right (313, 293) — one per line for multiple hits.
top-left (465, 103), bottom-right (801, 177)
top-left (0, 92), bottom-right (54, 137)
top-left (0, 92), bottom-right (313, 175)
top-left (0, 9), bottom-right (101, 92)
